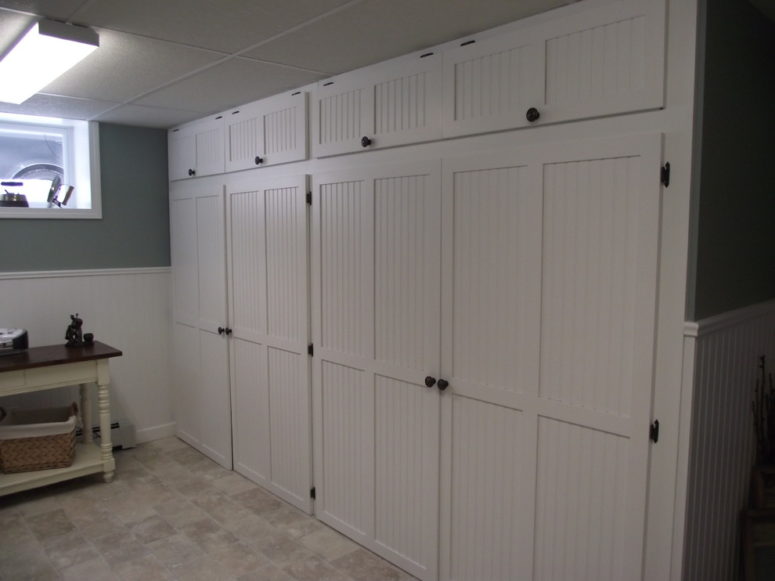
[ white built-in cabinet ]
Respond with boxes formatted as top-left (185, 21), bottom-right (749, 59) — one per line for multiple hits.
top-left (168, 114), bottom-right (225, 180)
top-left (442, 0), bottom-right (665, 137)
top-left (312, 51), bottom-right (443, 157)
top-left (169, 1), bottom-right (671, 579)
top-left (170, 172), bottom-right (313, 513)
top-left (170, 181), bottom-right (231, 468)
top-left (310, 135), bottom-right (662, 581)
top-left (227, 173), bottom-right (312, 512)
top-left (225, 91), bottom-right (308, 172)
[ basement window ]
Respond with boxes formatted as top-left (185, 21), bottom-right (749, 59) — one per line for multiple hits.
top-left (0, 113), bottom-right (101, 219)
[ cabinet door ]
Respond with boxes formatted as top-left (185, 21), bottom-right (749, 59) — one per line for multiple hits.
top-left (312, 161), bottom-right (441, 580)
top-left (170, 187), bottom-right (231, 468)
top-left (442, 0), bottom-right (666, 137)
top-left (228, 173), bottom-right (312, 512)
top-left (439, 134), bottom-right (662, 581)
top-left (194, 115), bottom-right (225, 177)
top-left (168, 130), bottom-right (195, 181)
top-left (312, 73), bottom-right (374, 158)
top-left (363, 51), bottom-right (442, 150)
top-left (227, 92), bottom-right (307, 172)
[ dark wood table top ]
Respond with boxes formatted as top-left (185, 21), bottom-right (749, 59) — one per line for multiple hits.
top-left (0, 342), bottom-right (122, 373)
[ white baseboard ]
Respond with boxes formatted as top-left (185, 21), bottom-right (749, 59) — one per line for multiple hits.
top-left (136, 422), bottom-right (177, 444)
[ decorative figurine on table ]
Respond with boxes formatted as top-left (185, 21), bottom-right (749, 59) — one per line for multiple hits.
top-left (65, 314), bottom-right (86, 347)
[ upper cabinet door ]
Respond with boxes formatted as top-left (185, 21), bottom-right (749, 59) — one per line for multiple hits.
top-left (312, 73), bottom-right (374, 158)
top-left (363, 51), bottom-right (443, 151)
top-left (312, 50), bottom-right (443, 158)
top-left (169, 115), bottom-right (225, 179)
top-left (225, 91), bottom-right (308, 172)
top-left (442, 0), bottom-right (666, 138)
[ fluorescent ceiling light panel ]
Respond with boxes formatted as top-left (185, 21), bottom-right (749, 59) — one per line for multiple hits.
top-left (0, 20), bottom-right (99, 104)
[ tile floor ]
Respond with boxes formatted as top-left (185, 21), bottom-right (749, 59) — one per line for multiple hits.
top-left (0, 437), bottom-right (418, 581)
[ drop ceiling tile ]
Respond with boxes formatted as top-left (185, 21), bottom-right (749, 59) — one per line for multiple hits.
top-left (246, 0), bottom-right (575, 75)
top-left (0, 94), bottom-right (117, 120)
top-left (94, 104), bottom-right (202, 128)
top-left (72, 0), bottom-right (354, 54)
top-left (43, 28), bottom-right (223, 102)
top-left (0, 1), bottom-right (86, 20)
top-left (136, 57), bottom-right (323, 114)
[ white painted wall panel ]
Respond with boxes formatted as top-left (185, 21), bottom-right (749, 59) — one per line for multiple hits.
top-left (535, 418), bottom-right (629, 581)
top-left (196, 194), bottom-right (227, 335)
top-left (195, 125), bottom-right (225, 176)
top-left (682, 302), bottom-right (775, 581)
top-left (228, 117), bottom-right (260, 168)
top-left (0, 268), bottom-right (174, 443)
top-left (198, 328), bottom-right (232, 468)
top-left (264, 107), bottom-right (296, 156)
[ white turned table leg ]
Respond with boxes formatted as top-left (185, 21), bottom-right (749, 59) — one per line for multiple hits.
top-left (79, 383), bottom-right (92, 444)
top-left (96, 360), bottom-right (115, 483)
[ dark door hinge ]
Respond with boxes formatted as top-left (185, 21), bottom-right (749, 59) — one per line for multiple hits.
top-left (660, 163), bottom-right (670, 187)
top-left (306, 192), bottom-right (312, 205)
top-left (308, 343), bottom-right (314, 357)
top-left (650, 420), bottom-right (660, 443)
top-left (310, 486), bottom-right (316, 500)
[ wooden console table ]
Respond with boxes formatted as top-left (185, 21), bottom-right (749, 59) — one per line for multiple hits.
top-left (0, 342), bottom-right (122, 496)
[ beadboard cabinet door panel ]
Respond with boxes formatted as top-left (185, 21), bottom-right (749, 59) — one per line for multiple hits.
top-left (227, 173), bottom-right (313, 513)
top-left (442, 0), bottom-right (666, 138)
top-left (312, 161), bottom-right (441, 581)
top-left (169, 115), bottom-right (225, 180)
top-left (225, 91), bottom-right (307, 172)
top-left (439, 134), bottom-right (662, 581)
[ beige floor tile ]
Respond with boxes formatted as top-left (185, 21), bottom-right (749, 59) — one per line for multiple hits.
top-left (208, 541), bottom-right (269, 577)
top-left (180, 517), bottom-right (240, 554)
top-left (60, 556), bottom-right (118, 581)
top-left (237, 562), bottom-right (295, 581)
top-left (283, 555), bottom-right (352, 581)
top-left (169, 554), bottom-right (238, 581)
top-left (147, 533), bottom-right (201, 569)
top-left (42, 530), bottom-right (100, 569)
top-left (212, 472), bottom-right (258, 496)
top-left (153, 497), bottom-right (209, 529)
top-left (112, 553), bottom-right (172, 581)
top-left (27, 508), bottom-right (75, 541)
top-left (232, 487), bottom-right (284, 515)
top-left (299, 526), bottom-right (360, 561)
top-left (331, 548), bottom-right (409, 581)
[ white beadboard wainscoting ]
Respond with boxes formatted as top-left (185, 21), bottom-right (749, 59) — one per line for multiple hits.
top-left (0, 267), bottom-right (174, 443)
top-left (680, 300), bottom-right (775, 581)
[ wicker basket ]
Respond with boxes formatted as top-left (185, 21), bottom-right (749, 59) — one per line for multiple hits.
top-left (0, 403), bottom-right (78, 473)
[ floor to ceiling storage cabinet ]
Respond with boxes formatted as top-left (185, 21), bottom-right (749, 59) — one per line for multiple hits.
top-left (170, 181), bottom-right (232, 469)
top-left (311, 161), bottom-right (442, 580)
top-left (168, 0), bottom-right (692, 579)
top-left (227, 173), bottom-right (313, 513)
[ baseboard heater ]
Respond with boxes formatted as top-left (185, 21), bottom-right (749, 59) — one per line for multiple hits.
top-left (75, 421), bottom-right (136, 450)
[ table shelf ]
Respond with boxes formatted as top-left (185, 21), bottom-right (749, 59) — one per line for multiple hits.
top-left (0, 443), bottom-right (104, 496)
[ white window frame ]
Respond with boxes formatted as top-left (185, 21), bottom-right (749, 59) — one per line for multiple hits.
top-left (0, 113), bottom-right (101, 219)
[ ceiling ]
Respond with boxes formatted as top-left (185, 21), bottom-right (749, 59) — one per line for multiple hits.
top-left (0, 0), bottom-right (574, 129)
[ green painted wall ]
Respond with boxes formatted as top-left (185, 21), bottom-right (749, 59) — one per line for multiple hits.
top-left (0, 123), bottom-right (169, 272)
top-left (690, 0), bottom-right (775, 320)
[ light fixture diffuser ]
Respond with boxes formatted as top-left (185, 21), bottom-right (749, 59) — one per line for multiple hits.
top-left (0, 19), bottom-right (99, 105)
